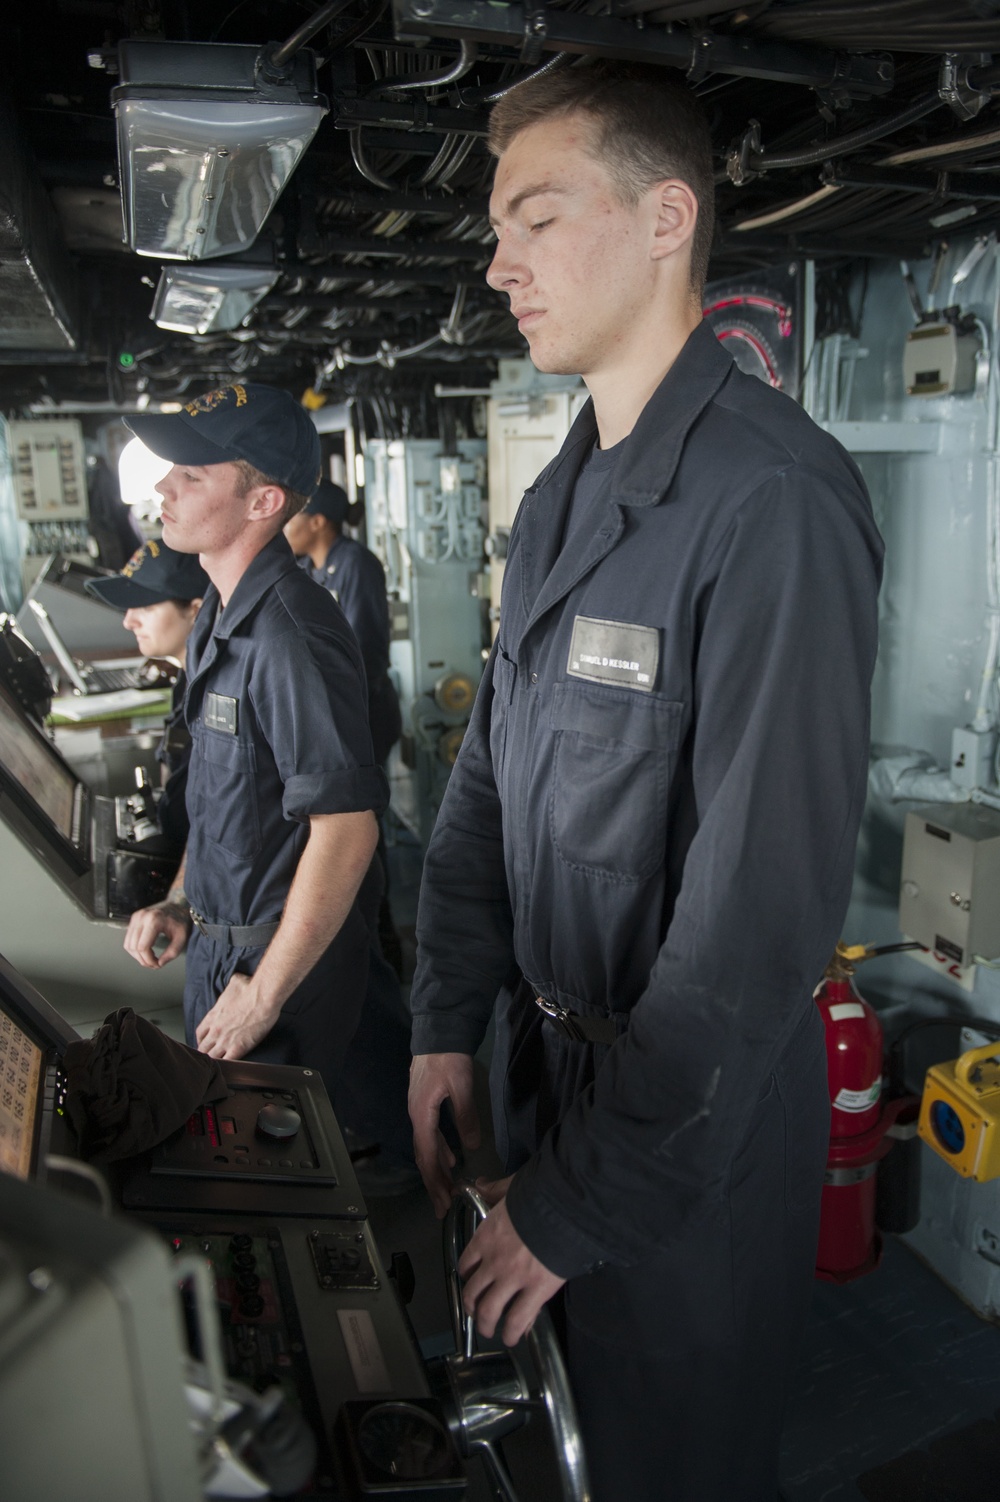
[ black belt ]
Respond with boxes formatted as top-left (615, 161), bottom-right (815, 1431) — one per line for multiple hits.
top-left (535, 996), bottom-right (620, 1046)
top-left (190, 909), bottom-right (280, 948)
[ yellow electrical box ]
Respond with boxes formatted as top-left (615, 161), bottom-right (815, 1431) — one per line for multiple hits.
top-left (918, 1043), bottom-right (1000, 1181)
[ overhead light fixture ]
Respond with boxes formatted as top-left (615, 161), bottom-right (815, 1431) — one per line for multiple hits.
top-left (150, 262), bottom-right (280, 333)
top-left (112, 40), bottom-right (328, 261)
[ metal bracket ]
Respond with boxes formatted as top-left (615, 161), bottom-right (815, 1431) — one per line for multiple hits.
top-left (814, 52), bottom-right (883, 118)
top-left (727, 119), bottom-right (762, 186)
top-left (939, 52), bottom-right (992, 121)
top-left (952, 232), bottom-right (994, 290)
top-left (899, 260), bottom-right (925, 324)
top-left (520, 0), bottom-right (548, 65)
top-left (332, 91), bottom-right (489, 137)
top-left (410, 94), bottom-right (429, 131)
top-left (686, 31), bottom-right (714, 87)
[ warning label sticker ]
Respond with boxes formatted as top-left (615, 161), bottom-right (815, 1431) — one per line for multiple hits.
top-left (833, 1082), bottom-right (881, 1113)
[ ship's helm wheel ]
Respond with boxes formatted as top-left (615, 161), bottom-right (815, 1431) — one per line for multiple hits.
top-left (426, 1183), bottom-right (592, 1502)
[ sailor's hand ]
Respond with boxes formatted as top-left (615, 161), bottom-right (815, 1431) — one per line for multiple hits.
top-left (123, 901), bottom-right (191, 968)
top-left (409, 1052), bottom-right (481, 1217)
top-left (473, 1174), bottom-right (513, 1207)
top-left (459, 1197), bottom-right (566, 1346)
top-left (195, 972), bottom-right (278, 1060)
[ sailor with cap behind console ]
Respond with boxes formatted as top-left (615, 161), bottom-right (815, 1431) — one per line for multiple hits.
top-left (283, 478), bottom-right (415, 1184)
top-left (85, 540), bottom-right (208, 854)
top-left (285, 478), bottom-right (404, 969)
top-left (284, 479), bottom-right (402, 779)
top-left (121, 384), bottom-right (389, 1095)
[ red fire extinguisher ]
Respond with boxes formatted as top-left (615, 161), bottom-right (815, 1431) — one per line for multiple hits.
top-left (814, 945), bottom-right (916, 1282)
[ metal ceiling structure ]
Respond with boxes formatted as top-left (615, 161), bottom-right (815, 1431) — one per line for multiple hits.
top-left (3, 0), bottom-right (1000, 426)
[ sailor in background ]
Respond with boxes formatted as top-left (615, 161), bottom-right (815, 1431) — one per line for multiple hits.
top-left (284, 479), bottom-right (416, 1183)
top-left (285, 479), bottom-right (402, 771)
top-left (85, 540), bottom-right (207, 851)
top-left (285, 480), bottom-right (404, 977)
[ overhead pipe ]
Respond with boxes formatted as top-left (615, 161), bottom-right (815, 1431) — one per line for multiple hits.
top-left (728, 92), bottom-right (946, 184)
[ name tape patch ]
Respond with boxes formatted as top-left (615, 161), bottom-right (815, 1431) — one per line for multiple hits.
top-left (204, 692), bottom-right (238, 734)
top-left (567, 615), bottom-right (659, 693)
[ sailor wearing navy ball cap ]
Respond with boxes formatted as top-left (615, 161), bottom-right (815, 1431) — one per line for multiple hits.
top-left (85, 539), bottom-right (208, 851)
top-left (120, 383), bottom-right (389, 1097)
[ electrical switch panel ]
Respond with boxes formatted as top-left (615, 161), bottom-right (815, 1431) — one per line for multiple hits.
top-left (9, 419), bottom-right (88, 521)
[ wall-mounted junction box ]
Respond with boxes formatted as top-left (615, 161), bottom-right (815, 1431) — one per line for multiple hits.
top-left (899, 802), bottom-right (1000, 965)
top-left (951, 724), bottom-right (997, 790)
top-left (903, 321), bottom-right (980, 397)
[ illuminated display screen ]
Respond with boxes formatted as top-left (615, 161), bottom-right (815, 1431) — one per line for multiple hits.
top-left (0, 1010), bottom-right (42, 1180)
top-left (0, 680), bottom-right (78, 841)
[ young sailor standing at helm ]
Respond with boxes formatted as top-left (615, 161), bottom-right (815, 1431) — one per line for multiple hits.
top-left (408, 62), bottom-right (883, 1502)
top-left (122, 383), bottom-right (388, 1092)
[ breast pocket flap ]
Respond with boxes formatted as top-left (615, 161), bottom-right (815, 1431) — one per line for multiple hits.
top-left (549, 681), bottom-right (682, 751)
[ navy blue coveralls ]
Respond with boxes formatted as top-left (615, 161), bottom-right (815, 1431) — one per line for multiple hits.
top-left (305, 535), bottom-right (402, 766)
top-left (182, 534), bottom-right (388, 1090)
top-left (410, 322), bottom-right (883, 1502)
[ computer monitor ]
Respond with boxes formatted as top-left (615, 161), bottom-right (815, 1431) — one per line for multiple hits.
top-left (0, 1014), bottom-right (44, 1180)
top-left (0, 672), bottom-right (179, 921)
top-left (0, 676), bottom-right (90, 881)
top-left (17, 553), bottom-right (135, 658)
top-left (0, 951), bottom-right (78, 1185)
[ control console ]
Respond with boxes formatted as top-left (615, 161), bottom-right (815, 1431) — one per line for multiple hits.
top-left (0, 956), bottom-right (475, 1501)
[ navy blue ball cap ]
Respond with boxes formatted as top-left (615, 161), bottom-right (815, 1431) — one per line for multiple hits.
top-left (84, 539), bottom-right (210, 611)
top-left (304, 478), bottom-right (350, 525)
top-left (124, 382), bottom-right (322, 498)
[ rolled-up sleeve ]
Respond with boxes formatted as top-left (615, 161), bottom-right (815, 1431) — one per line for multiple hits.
top-left (251, 624), bottom-right (389, 822)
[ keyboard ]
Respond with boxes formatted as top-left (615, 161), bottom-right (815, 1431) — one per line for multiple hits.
top-left (79, 663), bottom-right (149, 692)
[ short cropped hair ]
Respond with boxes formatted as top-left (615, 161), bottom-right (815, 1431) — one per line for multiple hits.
top-left (233, 458), bottom-right (310, 527)
top-left (488, 62), bottom-right (715, 296)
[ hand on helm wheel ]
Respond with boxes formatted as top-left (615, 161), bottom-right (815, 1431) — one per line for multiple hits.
top-left (458, 1197), bottom-right (566, 1347)
top-left (473, 1174), bottom-right (512, 1207)
top-left (409, 1052), bottom-right (481, 1217)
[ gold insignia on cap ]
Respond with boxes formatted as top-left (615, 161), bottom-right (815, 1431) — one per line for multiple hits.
top-left (184, 383), bottom-right (248, 416)
top-left (121, 540), bottom-right (157, 577)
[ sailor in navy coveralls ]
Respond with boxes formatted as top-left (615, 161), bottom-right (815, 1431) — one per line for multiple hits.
top-left (285, 479), bottom-right (402, 768)
top-left (285, 478), bottom-right (414, 1170)
top-left (408, 66), bottom-right (883, 1501)
top-left (122, 384), bottom-right (388, 1092)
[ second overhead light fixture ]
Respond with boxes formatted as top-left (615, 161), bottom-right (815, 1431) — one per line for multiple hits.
top-left (150, 262), bottom-right (281, 334)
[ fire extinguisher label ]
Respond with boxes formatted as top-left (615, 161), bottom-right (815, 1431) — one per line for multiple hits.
top-left (828, 1002), bottom-right (866, 1022)
top-left (833, 1082), bottom-right (882, 1112)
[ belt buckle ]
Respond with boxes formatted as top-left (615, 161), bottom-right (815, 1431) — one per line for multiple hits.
top-left (189, 908), bottom-right (209, 937)
top-left (535, 996), bottom-right (581, 1041)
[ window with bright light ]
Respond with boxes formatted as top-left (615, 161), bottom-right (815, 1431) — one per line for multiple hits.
top-left (117, 436), bottom-right (172, 521)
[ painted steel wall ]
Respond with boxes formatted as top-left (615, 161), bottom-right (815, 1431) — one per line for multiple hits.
top-left (828, 242), bottom-right (1000, 1314)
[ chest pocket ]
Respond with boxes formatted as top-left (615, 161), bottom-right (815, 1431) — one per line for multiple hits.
top-left (548, 681), bottom-right (683, 883)
top-left (190, 725), bottom-right (262, 861)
